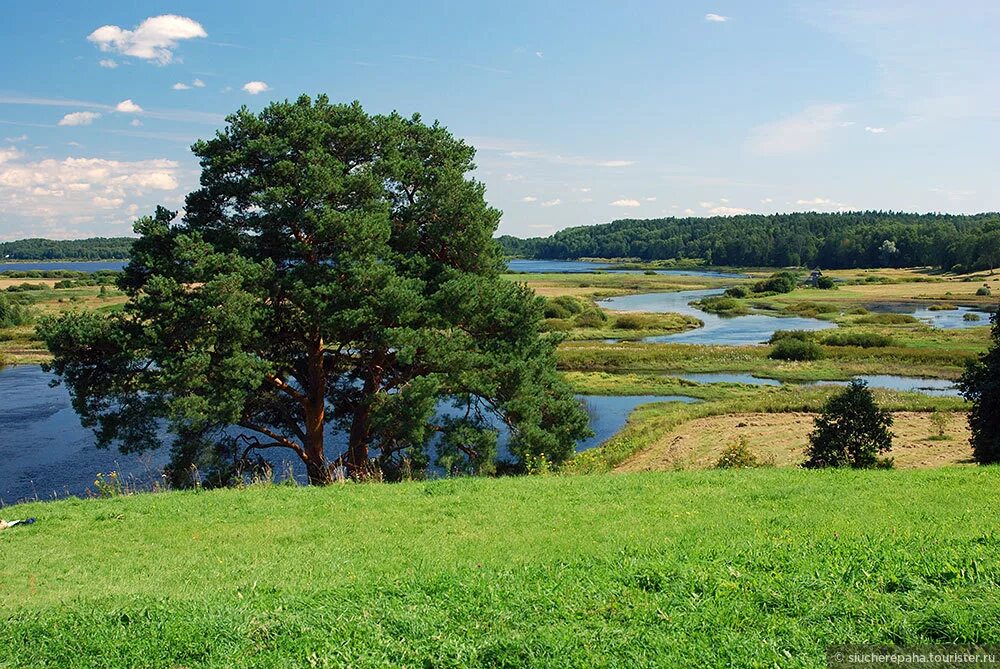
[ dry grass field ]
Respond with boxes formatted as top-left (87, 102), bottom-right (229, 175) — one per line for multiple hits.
top-left (617, 411), bottom-right (973, 472)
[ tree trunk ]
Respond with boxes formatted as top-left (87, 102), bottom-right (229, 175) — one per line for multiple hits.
top-left (346, 403), bottom-right (371, 478)
top-left (303, 335), bottom-right (331, 485)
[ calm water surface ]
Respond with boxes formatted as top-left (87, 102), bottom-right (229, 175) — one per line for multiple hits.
top-left (0, 260), bottom-right (126, 273)
top-left (600, 288), bottom-right (836, 345)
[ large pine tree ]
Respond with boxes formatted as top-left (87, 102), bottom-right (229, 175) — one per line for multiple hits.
top-left (40, 95), bottom-right (590, 485)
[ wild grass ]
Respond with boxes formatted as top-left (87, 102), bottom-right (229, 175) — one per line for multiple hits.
top-left (2, 469), bottom-right (999, 667)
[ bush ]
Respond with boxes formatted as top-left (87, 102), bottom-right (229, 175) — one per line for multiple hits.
top-left (823, 332), bottom-right (894, 348)
top-left (696, 296), bottom-right (745, 314)
top-left (753, 271), bottom-right (799, 294)
top-left (976, 285), bottom-right (992, 296)
top-left (848, 307), bottom-right (869, 315)
top-left (959, 311), bottom-right (1000, 464)
top-left (803, 380), bottom-right (894, 469)
top-left (856, 313), bottom-right (919, 325)
top-left (574, 309), bottom-right (607, 328)
top-left (541, 318), bottom-right (574, 332)
top-left (544, 295), bottom-right (584, 319)
top-left (724, 286), bottom-right (749, 298)
top-left (715, 437), bottom-right (760, 469)
top-left (769, 338), bottom-right (824, 361)
top-left (768, 329), bottom-right (816, 344)
top-left (0, 294), bottom-right (34, 328)
top-left (964, 313), bottom-right (982, 322)
top-left (816, 276), bottom-right (836, 289)
top-left (614, 314), bottom-right (646, 330)
top-left (928, 304), bottom-right (957, 311)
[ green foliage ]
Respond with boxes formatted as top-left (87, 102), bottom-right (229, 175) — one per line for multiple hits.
top-left (804, 380), bottom-right (894, 469)
top-left (714, 437), bottom-right (760, 469)
top-left (769, 338), bottom-right (824, 361)
top-left (498, 212), bottom-right (1000, 271)
top-left (768, 330), bottom-right (816, 344)
top-left (724, 285), bottom-right (749, 298)
top-left (964, 313), bottom-right (982, 322)
top-left (0, 294), bottom-right (33, 328)
top-left (695, 296), bottom-right (746, 314)
top-left (815, 275), bottom-right (836, 289)
top-left (976, 285), bottom-right (992, 296)
top-left (753, 271), bottom-right (799, 294)
top-left (959, 311), bottom-right (1000, 463)
top-left (543, 295), bottom-right (584, 319)
top-left (928, 303), bottom-right (957, 311)
top-left (823, 332), bottom-right (894, 348)
top-left (613, 314), bottom-right (647, 330)
top-left (37, 95), bottom-right (590, 485)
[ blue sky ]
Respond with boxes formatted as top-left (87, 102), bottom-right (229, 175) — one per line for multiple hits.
top-left (1, 1), bottom-right (998, 240)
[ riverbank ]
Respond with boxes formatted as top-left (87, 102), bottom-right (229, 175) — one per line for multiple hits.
top-left (2, 468), bottom-right (999, 667)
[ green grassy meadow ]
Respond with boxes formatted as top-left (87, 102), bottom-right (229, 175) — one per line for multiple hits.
top-left (2, 469), bottom-right (1000, 667)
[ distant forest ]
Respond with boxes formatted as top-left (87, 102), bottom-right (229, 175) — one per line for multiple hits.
top-left (499, 212), bottom-right (1000, 271)
top-left (0, 237), bottom-right (134, 260)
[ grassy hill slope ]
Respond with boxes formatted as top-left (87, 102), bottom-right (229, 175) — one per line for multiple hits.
top-left (2, 469), bottom-right (999, 667)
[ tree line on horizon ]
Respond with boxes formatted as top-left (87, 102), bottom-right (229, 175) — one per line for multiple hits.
top-left (499, 212), bottom-right (1000, 271)
top-left (0, 237), bottom-right (133, 261)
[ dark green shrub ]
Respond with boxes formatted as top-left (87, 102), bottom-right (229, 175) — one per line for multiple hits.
top-left (803, 380), bottom-right (894, 469)
top-left (753, 271), bottom-right (799, 294)
top-left (543, 295), bottom-right (584, 319)
top-left (959, 311), bottom-right (1000, 464)
top-left (816, 276), bottom-right (836, 289)
top-left (928, 304), bottom-right (957, 311)
top-left (823, 332), bottom-right (894, 348)
top-left (724, 286), bottom-right (749, 298)
top-left (768, 330), bottom-right (816, 344)
top-left (848, 307), bottom-right (869, 315)
top-left (976, 285), bottom-right (992, 296)
top-left (769, 338), bottom-right (824, 361)
top-left (964, 313), bottom-right (982, 322)
top-left (574, 309), bottom-right (607, 328)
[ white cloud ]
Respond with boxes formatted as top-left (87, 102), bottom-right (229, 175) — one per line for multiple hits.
top-left (535, 51), bottom-right (544, 58)
top-left (172, 82), bottom-right (191, 90)
top-left (610, 199), bottom-right (641, 207)
top-left (192, 78), bottom-right (205, 88)
top-left (796, 197), bottom-right (832, 205)
top-left (58, 111), bottom-right (101, 126)
top-left (502, 173), bottom-right (524, 181)
top-left (521, 196), bottom-right (538, 202)
top-left (98, 59), bottom-right (118, 69)
top-left (0, 147), bottom-right (23, 165)
top-left (760, 197), bottom-right (774, 203)
top-left (130, 119), bottom-right (143, 127)
top-left (0, 154), bottom-right (180, 223)
top-left (242, 81), bottom-right (270, 95)
top-left (645, 196), bottom-right (657, 201)
top-left (683, 208), bottom-right (696, 215)
top-left (707, 206), bottom-right (752, 216)
top-left (705, 13), bottom-right (730, 22)
top-left (115, 99), bottom-right (143, 113)
top-left (540, 198), bottom-right (561, 207)
top-left (4, 135), bottom-right (28, 143)
top-left (865, 126), bottom-right (887, 133)
top-left (746, 103), bottom-right (851, 155)
top-left (87, 15), bottom-right (207, 65)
